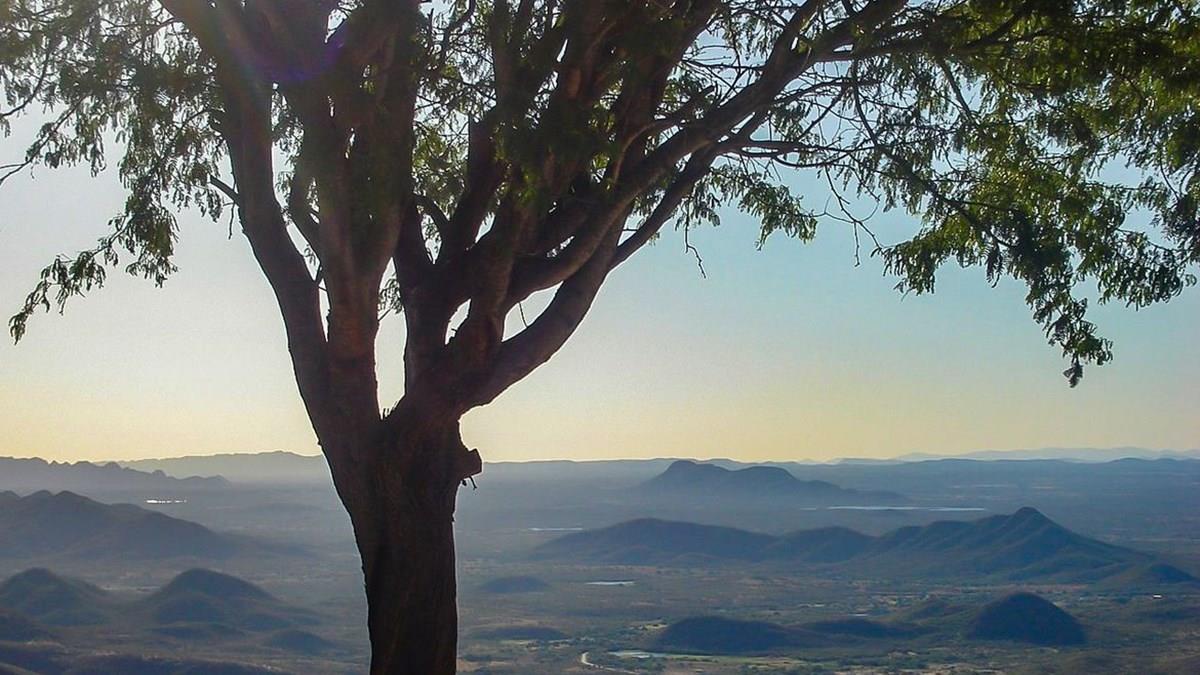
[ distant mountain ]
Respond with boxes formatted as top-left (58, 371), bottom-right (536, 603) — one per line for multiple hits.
top-left (0, 567), bottom-right (322, 639)
top-left (0, 491), bottom-right (289, 561)
top-left (535, 518), bottom-right (776, 565)
top-left (968, 592), bottom-right (1086, 645)
top-left (745, 457), bottom-right (1200, 520)
top-left (536, 508), bottom-right (1192, 584)
top-left (639, 460), bottom-right (905, 503)
top-left (0, 569), bottom-right (113, 627)
top-left (156, 568), bottom-right (272, 602)
top-left (120, 451), bottom-right (330, 484)
top-left (0, 456), bottom-right (228, 493)
top-left (860, 507), bottom-right (1145, 581)
top-left (0, 567), bottom-right (317, 672)
top-left (893, 447), bottom-right (1200, 463)
top-left (138, 568), bottom-right (319, 633)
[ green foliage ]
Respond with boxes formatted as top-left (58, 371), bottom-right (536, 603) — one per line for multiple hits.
top-left (1, 1), bottom-right (1197, 384)
top-left (831, 1), bottom-right (1200, 383)
top-left (2, 0), bottom-right (222, 339)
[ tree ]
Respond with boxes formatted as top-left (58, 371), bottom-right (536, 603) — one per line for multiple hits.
top-left (2, 1), bottom-right (1197, 672)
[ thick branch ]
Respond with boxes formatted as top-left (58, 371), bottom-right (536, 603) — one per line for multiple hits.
top-left (470, 226), bottom-right (621, 409)
top-left (612, 147), bottom-right (722, 268)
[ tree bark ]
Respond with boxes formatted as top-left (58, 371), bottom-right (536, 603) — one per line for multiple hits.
top-left (341, 411), bottom-right (479, 675)
top-left (360, 494), bottom-right (458, 674)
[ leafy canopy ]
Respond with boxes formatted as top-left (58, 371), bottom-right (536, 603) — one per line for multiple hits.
top-left (3, 0), bottom-right (1197, 395)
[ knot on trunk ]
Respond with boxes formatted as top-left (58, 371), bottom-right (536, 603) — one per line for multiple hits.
top-left (455, 447), bottom-right (483, 483)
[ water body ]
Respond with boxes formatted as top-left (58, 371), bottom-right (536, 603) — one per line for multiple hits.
top-left (826, 505), bottom-right (986, 512)
top-left (144, 499), bottom-right (187, 504)
top-left (585, 580), bottom-right (635, 587)
top-left (609, 650), bottom-right (670, 659)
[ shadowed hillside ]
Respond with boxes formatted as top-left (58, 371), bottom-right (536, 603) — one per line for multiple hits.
top-left (0, 608), bottom-right (50, 642)
top-left (137, 569), bottom-right (319, 633)
top-left (1100, 562), bottom-right (1200, 589)
top-left (534, 518), bottom-right (776, 564)
top-left (0, 568), bottom-right (337, 671)
top-left (653, 616), bottom-right (828, 654)
top-left (536, 508), bottom-right (1189, 584)
top-left (860, 507), bottom-right (1144, 581)
top-left (0, 492), bottom-right (299, 561)
top-left (968, 593), bottom-right (1086, 645)
top-left (650, 593), bottom-right (1089, 657)
top-left (0, 568), bottom-right (113, 626)
top-left (263, 628), bottom-right (339, 656)
top-left (764, 527), bottom-right (876, 562)
top-left (0, 568), bottom-right (322, 637)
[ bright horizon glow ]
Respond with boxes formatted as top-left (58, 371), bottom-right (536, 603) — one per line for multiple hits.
top-left (1, 119), bottom-right (1197, 464)
top-left (2, 447), bottom-right (1195, 465)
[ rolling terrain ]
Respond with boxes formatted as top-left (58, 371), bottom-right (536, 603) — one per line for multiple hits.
top-left (650, 591), bottom-right (1086, 656)
top-left (535, 507), bottom-right (1198, 585)
top-left (0, 451), bottom-right (1196, 673)
top-left (0, 491), bottom-right (301, 562)
top-left (0, 568), bottom-right (347, 674)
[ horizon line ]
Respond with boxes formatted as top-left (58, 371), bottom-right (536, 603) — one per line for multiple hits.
top-left (3, 445), bottom-right (1197, 465)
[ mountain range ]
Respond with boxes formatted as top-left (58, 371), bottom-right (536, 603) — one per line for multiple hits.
top-left (121, 451), bottom-right (330, 484)
top-left (0, 456), bottom-right (228, 493)
top-left (535, 507), bottom-right (1198, 585)
top-left (110, 447), bottom-right (1200, 484)
top-left (891, 447), bottom-right (1200, 463)
top-left (638, 460), bottom-right (906, 503)
top-left (0, 491), bottom-right (297, 561)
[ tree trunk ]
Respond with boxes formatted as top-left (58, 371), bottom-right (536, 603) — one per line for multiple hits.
top-left (361, 494), bottom-right (458, 674)
top-left (339, 413), bottom-right (478, 675)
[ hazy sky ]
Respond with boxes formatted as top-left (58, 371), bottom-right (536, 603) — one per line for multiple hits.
top-left (1, 123), bottom-right (1197, 463)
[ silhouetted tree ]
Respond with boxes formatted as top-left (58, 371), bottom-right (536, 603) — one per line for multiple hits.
top-left (3, 2), bottom-right (1197, 672)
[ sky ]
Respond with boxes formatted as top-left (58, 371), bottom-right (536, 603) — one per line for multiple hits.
top-left (0, 122), bottom-right (1197, 463)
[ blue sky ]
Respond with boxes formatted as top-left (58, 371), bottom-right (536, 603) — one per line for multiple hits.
top-left (0, 124), bottom-right (1196, 462)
